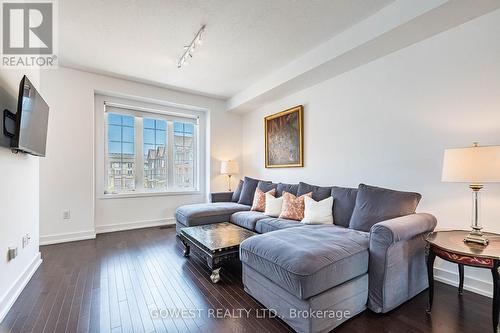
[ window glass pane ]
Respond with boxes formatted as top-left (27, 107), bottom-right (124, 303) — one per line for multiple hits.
top-left (108, 113), bottom-right (122, 125)
top-left (122, 115), bottom-right (134, 127)
top-left (156, 130), bottom-right (166, 145)
top-left (143, 118), bottom-right (167, 191)
top-left (106, 113), bottom-right (135, 193)
top-left (122, 142), bottom-right (134, 154)
top-left (108, 125), bottom-right (121, 141)
top-left (173, 122), bottom-right (183, 132)
top-left (144, 118), bottom-right (155, 129)
top-left (184, 123), bottom-right (194, 134)
top-left (173, 121), bottom-right (195, 189)
top-left (144, 129), bottom-right (155, 144)
top-left (108, 141), bottom-right (120, 154)
top-left (122, 126), bottom-right (134, 143)
top-left (144, 144), bottom-right (155, 155)
top-left (156, 120), bottom-right (167, 130)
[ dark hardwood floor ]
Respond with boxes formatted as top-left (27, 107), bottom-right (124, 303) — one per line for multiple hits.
top-left (0, 226), bottom-right (492, 333)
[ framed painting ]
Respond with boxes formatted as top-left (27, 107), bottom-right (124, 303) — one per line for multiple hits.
top-left (265, 105), bottom-right (303, 168)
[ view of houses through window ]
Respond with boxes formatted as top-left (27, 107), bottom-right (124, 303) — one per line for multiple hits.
top-left (143, 118), bottom-right (167, 190)
top-left (106, 111), bottom-right (196, 194)
top-left (174, 122), bottom-right (195, 188)
top-left (107, 113), bottom-right (135, 192)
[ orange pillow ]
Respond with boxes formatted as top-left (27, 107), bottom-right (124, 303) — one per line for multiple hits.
top-left (279, 191), bottom-right (312, 221)
top-left (251, 188), bottom-right (276, 212)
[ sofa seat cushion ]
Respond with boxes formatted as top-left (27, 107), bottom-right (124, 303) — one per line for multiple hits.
top-left (176, 202), bottom-right (250, 227)
top-left (255, 218), bottom-right (305, 234)
top-left (230, 211), bottom-right (269, 231)
top-left (240, 225), bottom-right (369, 299)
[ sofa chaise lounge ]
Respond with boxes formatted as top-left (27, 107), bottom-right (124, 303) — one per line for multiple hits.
top-left (175, 178), bottom-right (437, 333)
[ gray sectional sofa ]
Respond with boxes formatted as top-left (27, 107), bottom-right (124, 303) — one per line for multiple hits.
top-left (175, 178), bottom-right (437, 333)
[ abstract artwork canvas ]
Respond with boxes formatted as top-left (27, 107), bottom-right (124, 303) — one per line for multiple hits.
top-left (265, 105), bottom-right (303, 168)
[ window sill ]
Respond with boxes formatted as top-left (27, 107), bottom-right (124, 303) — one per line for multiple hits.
top-left (98, 190), bottom-right (202, 200)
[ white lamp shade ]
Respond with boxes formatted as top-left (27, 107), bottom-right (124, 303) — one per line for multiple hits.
top-left (220, 160), bottom-right (239, 175)
top-left (442, 145), bottom-right (500, 183)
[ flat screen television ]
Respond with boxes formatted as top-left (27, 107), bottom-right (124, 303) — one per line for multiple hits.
top-left (11, 75), bottom-right (49, 157)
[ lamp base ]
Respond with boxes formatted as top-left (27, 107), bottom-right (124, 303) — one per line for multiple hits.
top-left (464, 230), bottom-right (489, 246)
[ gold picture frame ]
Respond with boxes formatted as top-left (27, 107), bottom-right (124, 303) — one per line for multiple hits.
top-left (265, 105), bottom-right (304, 168)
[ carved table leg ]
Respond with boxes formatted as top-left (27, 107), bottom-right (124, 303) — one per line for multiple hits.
top-left (458, 264), bottom-right (464, 296)
top-left (181, 240), bottom-right (190, 257)
top-left (206, 256), bottom-right (222, 283)
top-left (492, 261), bottom-right (500, 333)
top-left (426, 244), bottom-right (436, 314)
top-left (210, 268), bottom-right (221, 283)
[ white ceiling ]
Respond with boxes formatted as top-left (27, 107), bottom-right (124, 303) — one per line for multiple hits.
top-left (59, 0), bottom-right (393, 98)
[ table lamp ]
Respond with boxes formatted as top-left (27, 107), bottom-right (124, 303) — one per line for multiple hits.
top-left (220, 160), bottom-right (239, 191)
top-left (442, 143), bottom-right (500, 245)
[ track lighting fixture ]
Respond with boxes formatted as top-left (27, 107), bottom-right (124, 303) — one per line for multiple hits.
top-left (178, 25), bottom-right (205, 68)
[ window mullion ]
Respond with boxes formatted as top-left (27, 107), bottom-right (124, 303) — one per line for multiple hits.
top-left (167, 121), bottom-right (174, 189)
top-left (135, 117), bottom-right (144, 191)
top-left (104, 111), bottom-right (109, 194)
top-left (194, 122), bottom-right (198, 191)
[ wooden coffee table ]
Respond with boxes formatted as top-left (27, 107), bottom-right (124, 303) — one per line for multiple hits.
top-left (426, 230), bottom-right (500, 333)
top-left (179, 222), bottom-right (257, 283)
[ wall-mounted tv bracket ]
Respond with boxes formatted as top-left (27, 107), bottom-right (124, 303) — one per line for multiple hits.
top-left (3, 109), bottom-right (16, 138)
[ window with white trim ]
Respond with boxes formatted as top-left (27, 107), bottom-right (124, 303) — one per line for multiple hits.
top-left (104, 103), bottom-right (199, 195)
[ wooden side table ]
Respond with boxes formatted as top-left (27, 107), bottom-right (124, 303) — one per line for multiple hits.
top-left (426, 230), bottom-right (500, 333)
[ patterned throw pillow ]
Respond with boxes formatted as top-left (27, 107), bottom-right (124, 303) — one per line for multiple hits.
top-left (279, 191), bottom-right (312, 221)
top-left (251, 188), bottom-right (276, 212)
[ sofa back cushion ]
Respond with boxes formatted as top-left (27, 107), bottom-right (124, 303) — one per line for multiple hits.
top-left (297, 182), bottom-right (332, 201)
top-left (231, 179), bottom-right (244, 202)
top-left (276, 183), bottom-right (298, 197)
top-left (238, 177), bottom-right (260, 206)
top-left (257, 180), bottom-right (278, 193)
top-left (349, 183), bottom-right (422, 232)
top-left (331, 186), bottom-right (358, 227)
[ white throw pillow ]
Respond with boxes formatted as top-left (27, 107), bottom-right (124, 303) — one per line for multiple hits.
top-left (264, 193), bottom-right (283, 217)
top-left (301, 196), bottom-right (334, 224)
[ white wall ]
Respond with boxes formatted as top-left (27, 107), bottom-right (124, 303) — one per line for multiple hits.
top-left (0, 69), bottom-right (42, 321)
top-left (39, 67), bottom-right (242, 244)
top-left (241, 9), bottom-right (500, 297)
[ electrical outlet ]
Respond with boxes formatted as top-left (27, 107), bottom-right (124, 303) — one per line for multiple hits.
top-left (8, 247), bottom-right (17, 261)
top-left (63, 210), bottom-right (71, 220)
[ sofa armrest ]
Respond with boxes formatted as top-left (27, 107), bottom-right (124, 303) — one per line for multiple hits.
top-left (210, 192), bottom-right (234, 203)
top-left (368, 213), bottom-right (437, 313)
top-left (370, 213), bottom-right (437, 246)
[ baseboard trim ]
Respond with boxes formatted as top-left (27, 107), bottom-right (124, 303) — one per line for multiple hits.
top-left (40, 230), bottom-right (96, 246)
top-left (0, 252), bottom-right (42, 323)
top-left (39, 218), bottom-right (175, 246)
top-left (434, 266), bottom-right (492, 298)
top-left (95, 217), bottom-right (175, 234)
